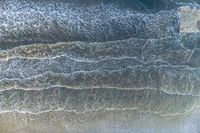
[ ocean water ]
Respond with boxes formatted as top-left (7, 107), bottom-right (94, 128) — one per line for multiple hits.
top-left (1, 0), bottom-right (200, 133)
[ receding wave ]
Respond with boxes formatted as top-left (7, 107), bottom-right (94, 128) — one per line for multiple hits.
top-left (1, 0), bottom-right (200, 133)
top-left (0, 87), bottom-right (198, 115)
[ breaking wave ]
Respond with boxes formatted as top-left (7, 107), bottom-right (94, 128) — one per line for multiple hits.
top-left (1, 0), bottom-right (200, 133)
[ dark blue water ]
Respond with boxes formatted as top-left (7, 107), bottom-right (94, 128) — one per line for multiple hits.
top-left (0, 0), bottom-right (181, 49)
top-left (1, 0), bottom-right (200, 49)
top-left (1, 0), bottom-right (200, 133)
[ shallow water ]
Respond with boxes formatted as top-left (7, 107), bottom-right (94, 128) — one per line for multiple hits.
top-left (1, 0), bottom-right (200, 133)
